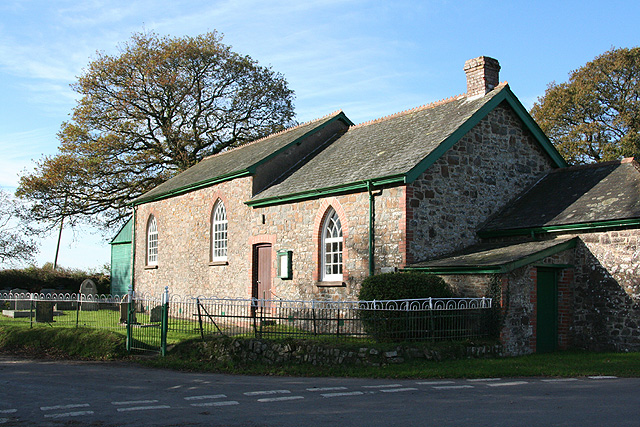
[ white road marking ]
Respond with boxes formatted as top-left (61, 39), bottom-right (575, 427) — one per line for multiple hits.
top-left (184, 394), bottom-right (227, 401)
top-left (541, 378), bottom-right (578, 382)
top-left (467, 378), bottom-right (502, 382)
top-left (588, 376), bottom-right (618, 380)
top-left (40, 403), bottom-right (90, 411)
top-left (0, 417), bottom-right (8, 424)
top-left (487, 381), bottom-right (529, 387)
top-left (44, 411), bottom-right (94, 419)
top-left (307, 387), bottom-right (348, 392)
top-left (362, 384), bottom-right (402, 389)
top-left (257, 396), bottom-right (304, 403)
top-left (244, 390), bottom-right (291, 396)
top-left (190, 401), bottom-right (239, 407)
top-left (380, 387), bottom-right (418, 393)
top-left (321, 391), bottom-right (364, 398)
top-left (0, 410), bottom-right (16, 414)
top-left (116, 405), bottom-right (171, 412)
top-left (111, 400), bottom-right (159, 405)
top-left (416, 381), bottom-right (455, 385)
top-left (433, 385), bottom-right (475, 390)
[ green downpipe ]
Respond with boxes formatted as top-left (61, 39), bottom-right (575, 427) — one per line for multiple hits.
top-left (367, 182), bottom-right (382, 277)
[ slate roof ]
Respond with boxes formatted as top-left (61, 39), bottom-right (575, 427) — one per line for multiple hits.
top-left (132, 111), bottom-right (349, 205)
top-left (250, 85), bottom-right (512, 203)
top-left (481, 159), bottom-right (640, 235)
top-left (405, 236), bottom-right (577, 273)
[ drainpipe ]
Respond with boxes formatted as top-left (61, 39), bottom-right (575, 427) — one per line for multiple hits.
top-left (367, 182), bottom-right (383, 276)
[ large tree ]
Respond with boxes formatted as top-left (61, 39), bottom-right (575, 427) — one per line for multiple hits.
top-left (0, 190), bottom-right (38, 266)
top-left (17, 31), bottom-right (296, 232)
top-left (531, 47), bottom-right (640, 164)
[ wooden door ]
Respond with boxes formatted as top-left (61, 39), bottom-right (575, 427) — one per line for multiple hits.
top-left (536, 268), bottom-right (558, 353)
top-left (252, 244), bottom-right (272, 311)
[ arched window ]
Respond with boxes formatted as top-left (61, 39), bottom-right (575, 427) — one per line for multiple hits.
top-left (146, 215), bottom-right (158, 266)
top-left (211, 200), bottom-right (228, 262)
top-left (321, 208), bottom-right (343, 281)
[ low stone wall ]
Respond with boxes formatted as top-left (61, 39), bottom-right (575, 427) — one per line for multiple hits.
top-left (180, 337), bottom-right (502, 367)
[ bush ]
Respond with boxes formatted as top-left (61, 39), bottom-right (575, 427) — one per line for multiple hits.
top-left (0, 265), bottom-right (110, 294)
top-left (358, 272), bottom-right (454, 342)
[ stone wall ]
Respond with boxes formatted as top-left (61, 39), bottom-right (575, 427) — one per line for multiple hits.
top-left (438, 248), bottom-right (575, 356)
top-left (405, 102), bottom-right (556, 264)
top-left (572, 229), bottom-right (640, 351)
top-left (184, 337), bottom-right (502, 367)
top-left (134, 178), bottom-right (405, 301)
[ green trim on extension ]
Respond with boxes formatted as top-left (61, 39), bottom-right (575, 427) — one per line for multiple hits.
top-left (403, 238), bottom-right (577, 275)
top-left (131, 170), bottom-right (251, 206)
top-left (479, 218), bottom-right (640, 238)
top-left (246, 175), bottom-right (406, 207)
top-left (247, 112), bottom-right (354, 175)
top-left (405, 87), bottom-right (566, 183)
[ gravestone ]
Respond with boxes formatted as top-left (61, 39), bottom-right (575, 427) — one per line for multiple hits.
top-left (119, 294), bottom-right (137, 324)
top-left (150, 305), bottom-right (163, 323)
top-left (79, 279), bottom-right (98, 311)
top-left (36, 302), bottom-right (54, 322)
top-left (9, 288), bottom-right (30, 310)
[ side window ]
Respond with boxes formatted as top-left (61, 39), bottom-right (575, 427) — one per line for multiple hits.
top-left (146, 215), bottom-right (158, 266)
top-left (211, 200), bottom-right (228, 262)
top-left (321, 208), bottom-right (343, 281)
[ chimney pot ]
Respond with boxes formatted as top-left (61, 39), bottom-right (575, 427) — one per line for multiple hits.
top-left (464, 56), bottom-right (500, 98)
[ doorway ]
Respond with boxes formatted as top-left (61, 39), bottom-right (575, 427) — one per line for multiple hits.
top-left (252, 244), bottom-right (273, 312)
top-left (536, 267), bottom-right (558, 353)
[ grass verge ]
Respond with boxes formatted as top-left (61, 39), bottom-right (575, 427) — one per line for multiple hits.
top-left (1, 325), bottom-right (640, 378)
top-left (0, 325), bottom-right (127, 360)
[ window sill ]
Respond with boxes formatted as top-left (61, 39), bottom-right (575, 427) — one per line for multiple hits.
top-left (315, 281), bottom-right (345, 288)
top-left (209, 261), bottom-right (229, 266)
top-left (144, 265), bottom-right (158, 270)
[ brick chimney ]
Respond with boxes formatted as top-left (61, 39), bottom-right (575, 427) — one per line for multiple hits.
top-left (464, 56), bottom-right (500, 98)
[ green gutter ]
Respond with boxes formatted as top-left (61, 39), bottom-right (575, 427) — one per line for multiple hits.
top-left (131, 169), bottom-right (251, 206)
top-left (246, 174), bottom-right (405, 208)
top-left (479, 218), bottom-right (640, 238)
top-left (403, 238), bottom-right (577, 275)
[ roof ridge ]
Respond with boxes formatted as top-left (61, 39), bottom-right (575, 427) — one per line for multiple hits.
top-left (203, 110), bottom-right (344, 160)
top-left (349, 82), bottom-right (509, 130)
top-left (548, 157), bottom-right (632, 173)
top-left (351, 94), bottom-right (466, 129)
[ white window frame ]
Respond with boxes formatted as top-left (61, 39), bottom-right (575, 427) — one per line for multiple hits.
top-left (146, 215), bottom-right (158, 266)
top-left (211, 200), bottom-right (228, 262)
top-left (321, 208), bottom-right (343, 281)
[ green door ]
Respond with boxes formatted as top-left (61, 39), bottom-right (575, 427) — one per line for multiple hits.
top-left (536, 268), bottom-right (558, 353)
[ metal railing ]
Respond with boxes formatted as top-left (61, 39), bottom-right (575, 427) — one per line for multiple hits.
top-left (168, 296), bottom-right (494, 342)
top-left (1, 291), bottom-right (494, 352)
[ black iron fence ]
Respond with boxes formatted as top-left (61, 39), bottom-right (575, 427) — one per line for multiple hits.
top-left (168, 295), bottom-right (494, 342)
top-left (1, 291), bottom-right (494, 353)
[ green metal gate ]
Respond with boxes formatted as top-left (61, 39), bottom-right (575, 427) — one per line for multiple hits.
top-left (126, 287), bottom-right (169, 355)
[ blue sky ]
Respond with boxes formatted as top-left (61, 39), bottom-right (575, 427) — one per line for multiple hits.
top-left (0, 0), bottom-right (638, 270)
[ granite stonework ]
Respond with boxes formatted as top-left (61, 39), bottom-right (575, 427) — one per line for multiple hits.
top-left (439, 248), bottom-right (575, 356)
top-left (572, 229), bottom-right (640, 352)
top-left (134, 176), bottom-right (404, 301)
top-left (405, 103), bottom-right (556, 265)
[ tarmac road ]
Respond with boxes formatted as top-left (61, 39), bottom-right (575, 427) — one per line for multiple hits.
top-left (0, 355), bottom-right (638, 426)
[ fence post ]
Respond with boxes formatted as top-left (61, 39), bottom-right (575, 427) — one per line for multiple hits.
top-left (161, 286), bottom-right (169, 357)
top-left (126, 285), bottom-right (133, 353)
top-left (29, 293), bottom-right (34, 329)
